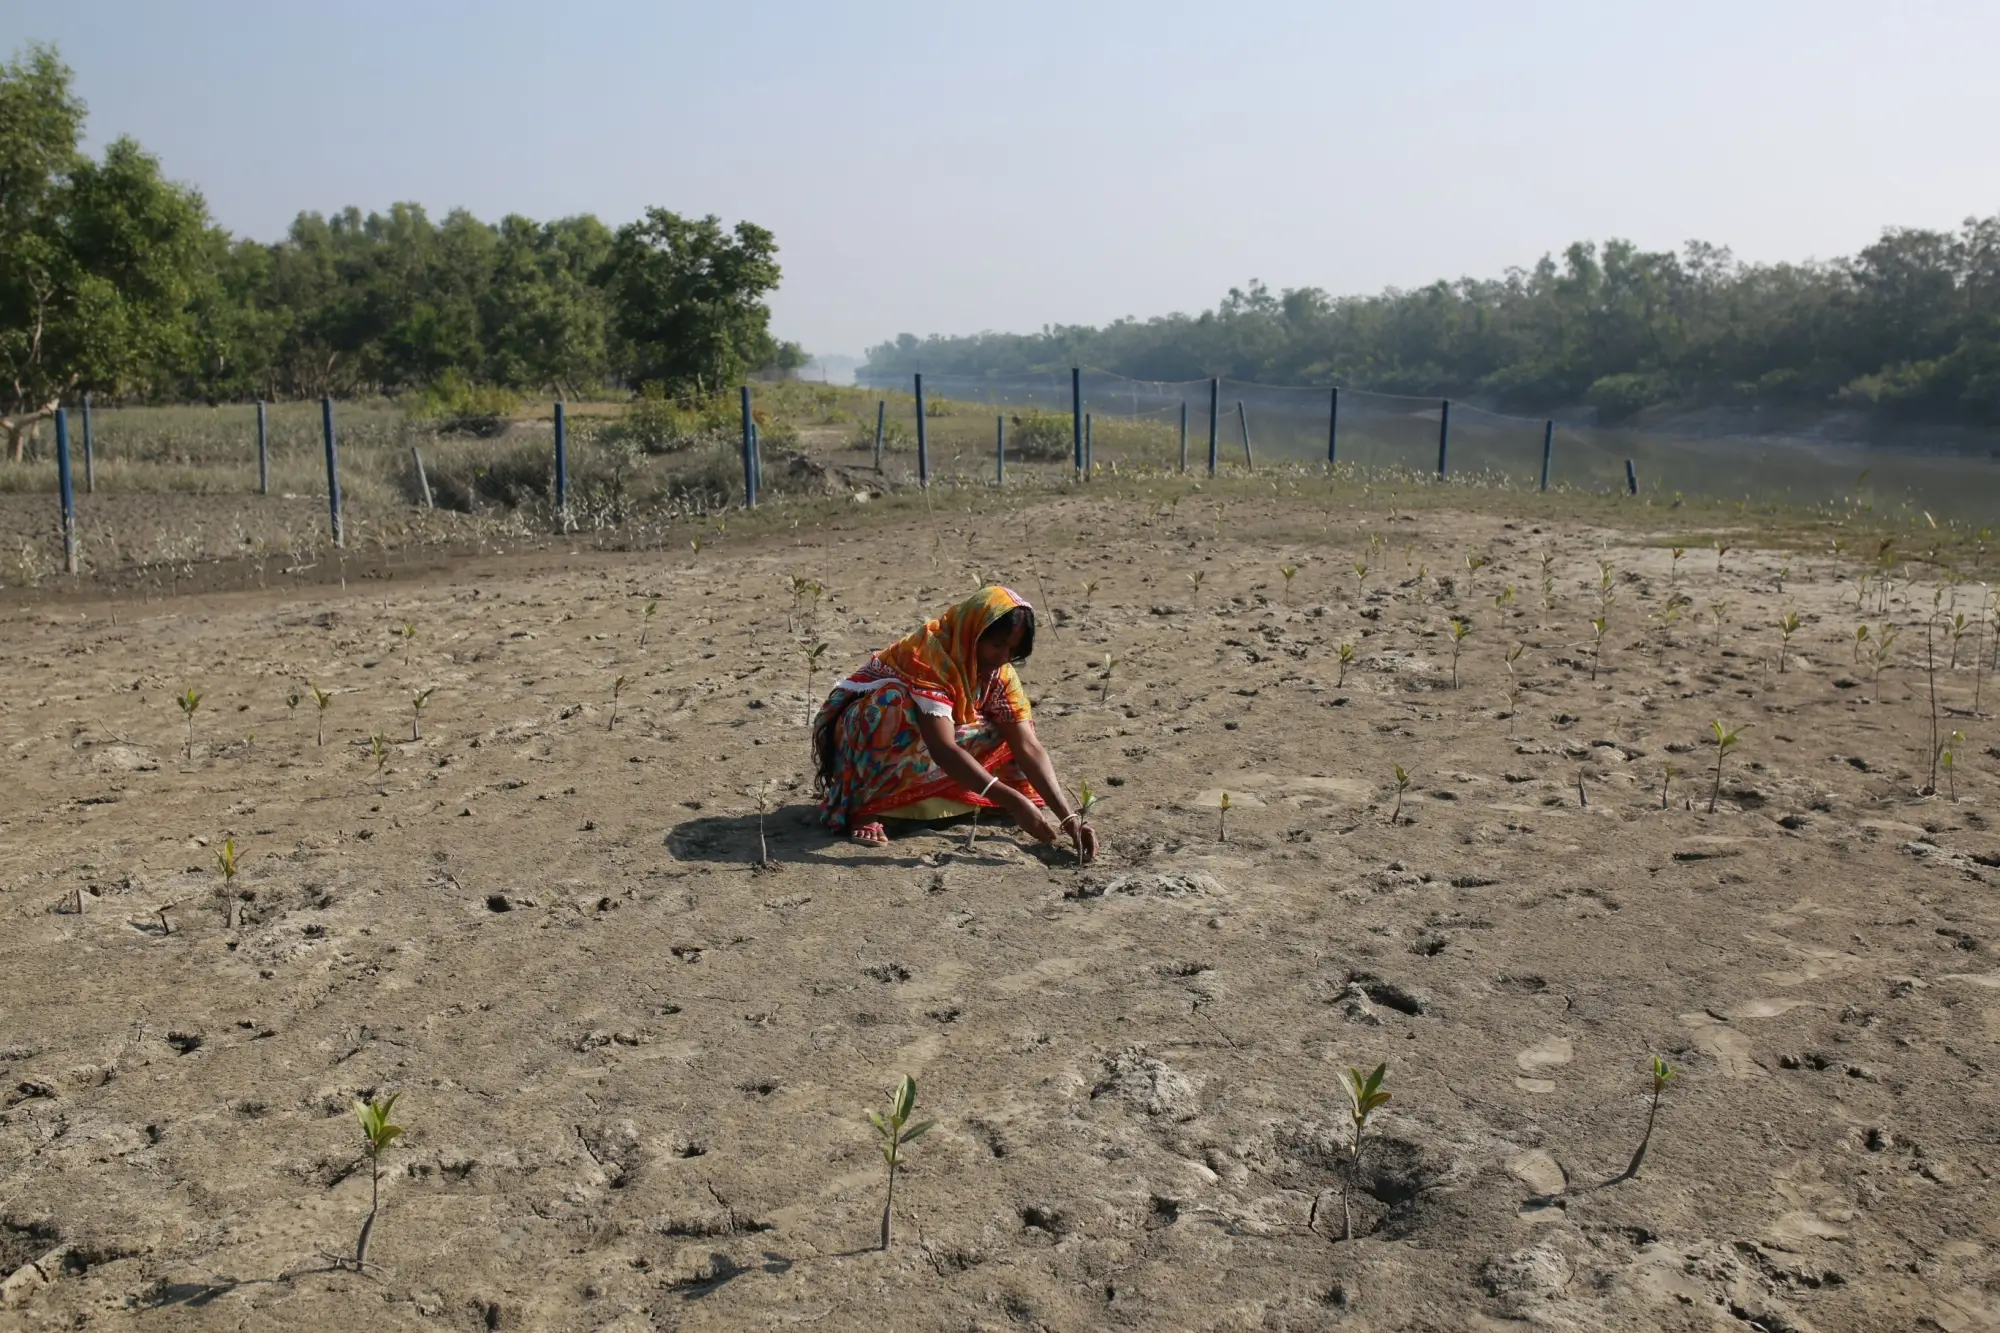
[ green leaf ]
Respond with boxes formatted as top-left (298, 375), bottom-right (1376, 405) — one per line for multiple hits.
top-left (900, 1119), bottom-right (935, 1143)
top-left (892, 1074), bottom-right (916, 1122)
top-left (866, 1109), bottom-right (889, 1135)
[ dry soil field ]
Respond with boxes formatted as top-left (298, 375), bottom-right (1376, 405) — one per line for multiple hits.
top-left (2, 476), bottom-right (1997, 1332)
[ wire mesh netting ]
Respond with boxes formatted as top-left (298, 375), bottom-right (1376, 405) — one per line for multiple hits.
top-left (882, 367), bottom-right (2000, 522)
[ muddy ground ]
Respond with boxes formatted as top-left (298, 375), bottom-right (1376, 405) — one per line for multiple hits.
top-left (1, 483), bottom-right (1997, 1332)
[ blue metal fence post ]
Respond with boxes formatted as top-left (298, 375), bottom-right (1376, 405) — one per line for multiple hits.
top-left (873, 399), bottom-right (885, 473)
top-left (321, 395), bottom-right (343, 547)
top-left (1237, 401), bottom-right (1254, 471)
top-left (1178, 401), bottom-right (1188, 473)
top-left (914, 373), bottom-right (929, 486)
top-left (1327, 387), bottom-right (1339, 466)
top-left (1625, 459), bottom-right (1639, 496)
top-left (256, 399), bottom-right (268, 496)
top-left (553, 400), bottom-right (569, 526)
top-left (739, 385), bottom-right (755, 507)
top-left (1540, 420), bottom-right (1553, 491)
top-left (54, 407), bottom-right (77, 574)
top-left (81, 392), bottom-right (94, 494)
top-left (1207, 378), bottom-right (1219, 476)
top-left (1070, 366), bottom-right (1083, 475)
top-left (1436, 399), bottom-right (1451, 478)
top-left (995, 415), bottom-right (1005, 485)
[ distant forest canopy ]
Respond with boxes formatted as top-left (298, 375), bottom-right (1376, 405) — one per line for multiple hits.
top-left (0, 42), bottom-right (802, 450)
top-left (863, 221), bottom-right (2000, 426)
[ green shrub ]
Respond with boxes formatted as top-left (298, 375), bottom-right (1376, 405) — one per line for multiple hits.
top-left (1008, 409), bottom-right (1073, 461)
top-left (409, 370), bottom-right (522, 437)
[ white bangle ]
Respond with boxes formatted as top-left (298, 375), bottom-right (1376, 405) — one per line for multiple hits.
top-left (977, 774), bottom-right (999, 799)
top-left (1059, 812), bottom-right (1083, 829)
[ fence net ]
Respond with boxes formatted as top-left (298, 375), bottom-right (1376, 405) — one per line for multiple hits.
top-left (891, 367), bottom-right (2000, 522)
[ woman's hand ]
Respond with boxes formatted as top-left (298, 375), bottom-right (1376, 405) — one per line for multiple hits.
top-left (1057, 812), bottom-right (1099, 863)
top-left (1069, 817), bottom-right (1100, 864)
top-left (998, 786), bottom-right (1058, 843)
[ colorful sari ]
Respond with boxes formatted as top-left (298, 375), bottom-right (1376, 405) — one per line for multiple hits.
top-left (814, 586), bottom-right (1036, 831)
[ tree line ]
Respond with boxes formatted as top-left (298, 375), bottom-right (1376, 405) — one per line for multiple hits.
top-left (0, 43), bottom-right (801, 456)
top-left (864, 225), bottom-right (2000, 428)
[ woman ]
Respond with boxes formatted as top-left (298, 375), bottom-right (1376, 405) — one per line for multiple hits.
top-left (813, 585), bottom-right (1099, 861)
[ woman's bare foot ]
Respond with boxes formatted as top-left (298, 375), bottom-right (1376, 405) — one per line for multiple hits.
top-left (850, 821), bottom-right (889, 847)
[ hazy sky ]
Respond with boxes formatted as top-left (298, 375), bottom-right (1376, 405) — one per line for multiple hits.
top-left (8, 2), bottom-right (1998, 360)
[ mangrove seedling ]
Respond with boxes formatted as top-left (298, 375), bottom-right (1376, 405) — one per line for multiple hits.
top-left (1853, 624), bottom-right (1869, 666)
top-left (1448, 617), bottom-right (1470, 688)
top-left (1187, 570), bottom-right (1206, 605)
top-left (1660, 764), bottom-right (1679, 810)
top-left (214, 836), bottom-right (240, 929)
top-left (1949, 611), bottom-right (1969, 669)
top-left (349, 1093), bottom-right (404, 1270)
top-left (609, 675), bottom-right (627, 730)
top-left (1080, 578), bottom-right (1099, 619)
top-left (1708, 720), bottom-right (1744, 813)
top-left (1670, 547), bottom-right (1685, 585)
top-left (399, 621), bottom-right (415, 665)
top-left (286, 690), bottom-right (302, 729)
top-left (1777, 611), bottom-right (1800, 674)
top-left (370, 732), bottom-right (388, 776)
top-left (1590, 615), bottom-right (1609, 681)
top-left (311, 684), bottom-right (333, 747)
top-left (176, 687), bottom-right (202, 760)
top-left (410, 688), bottom-right (433, 741)
top-left (1334, 1063), bottom-right (1391, 1242)
top-left (1775, 564), bottom-right (1790, 594)
top-left (803, 641), bottom-right (829, 686)
top-left (1337, 642), bottom-right (1355, 687)
top-left (1709, 601), bottom-right (1729, 650)
top-left (1869, 624), bottom-right (1898, 699)
top-left (1100, 653), bottom-right (1117, 704)
top-left (867, 1074), bottom-right (933, 1250)
top-left (1073, 778), bottom-right (1103, 865)
top-left (1391, 764), bottom-right (1411, 823)
top-left (1620, 1057), bottom-right (1675, 1181)
top-left (1941, 730), bottom-right (1964, 802)
top-left (1713, 539), bottom-right (1730, 574)
top-left (1493, 584), bottom-right (1516, 613)
top-left (1279, 565), bottom-right (1298, 603)
top-left (1352, 561), bottom-right (1368, 599)
top-left (755, 778), bottom-right (773, 865)
top-left (639, 599), bottom-right (658, 648)
top-left (1503, 643), bottom-right (1525, 724)
top-left (1217, 791), bottom-right (1231, 842)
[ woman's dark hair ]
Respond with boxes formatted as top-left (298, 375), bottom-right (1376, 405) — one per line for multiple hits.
top-left (979, 605), bottom-right (1036, 664)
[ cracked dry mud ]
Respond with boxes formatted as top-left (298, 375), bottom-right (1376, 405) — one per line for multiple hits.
top-left (2, 488), bottom-right (1997, 1331)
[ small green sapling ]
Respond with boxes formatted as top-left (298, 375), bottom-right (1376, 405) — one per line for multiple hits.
top-left (349, 1093), bottom-right (404, 1269)
top-left (176, 687), bottom-right (202, 760)
top-left (867, 1074), bottom-right (934, 1250)
top-left (1708, 720), bottom-right (1744, 813)
top-left (410, 688), bottom-right (433, 741)
top-left (1391, 764), bottom-right (1411, 823)
top-left (1328, 1062), bottom-right (1390, 1242)
top-left (1621, 1057), bottom-right (1674, 1180)
top-left (311, 684), bottom-right (332, 747)
top-left (609, 675), bottom-right (627, 731)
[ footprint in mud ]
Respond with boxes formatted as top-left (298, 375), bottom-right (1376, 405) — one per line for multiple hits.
top-left (1676, 1013), bottom-right (1759, 1078)
top-left (1504, 1149), bottom-right (1566, 1196)
top-left (1512, 1036), bottom-right (1572, 1092)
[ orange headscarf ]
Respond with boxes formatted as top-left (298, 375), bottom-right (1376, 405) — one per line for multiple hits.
top-left (872, 585), bottom-right (1033, 726)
